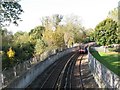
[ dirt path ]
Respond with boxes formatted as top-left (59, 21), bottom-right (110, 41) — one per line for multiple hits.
top-left (72, 54), bottom-right (98, 88)
top-left (81, 54), bottom-right (98, 88)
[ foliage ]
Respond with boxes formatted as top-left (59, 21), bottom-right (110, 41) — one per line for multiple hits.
top-left (14, 32), bottom-right (30, 44)
top-left (94, 18), bottom-right (119, 46)
top-left (63, 31), bottom-right (74, 47)
top-left (34, 39), bottom-right (46, 55)
top-left (63, 15), bottom-right (85, 45)
top-left (13, 31), bottom-right (35, 61)
top-left (41, 16), bottom-right (51, 30)
top-left (52, 14), bottom-right (63, 29)
top-left (85, 28), bottom-right (95, 42)
top-left (52, 30), bottom-right (65, 47)
top-left (7, 47), bottom-right (15, 59)
top-left (43, 29), bottom-right (65, 48)
top-left (0, 28), bottom-right (13, 51)
top-left (89, 32), bottom-right (95, 41)
top-left (13, 42), bottom-right (35, 62)
top-left (1, 29), bottom-right (35, 69)
top-left (0, 1), bottom-right (24, 67)
top-left (14, 31), bottom-right (24, 37)
top-left (107, 8), bottom-right (118, 22)
top-left (0, 1), bottom-right (23, 26)
top-left (43, 30), bottom-right (53, 46)
top-left (2, 14), bottom-right (86, 69)
top-left (29, 26), bottom-right (45, 43)
top-left (41, 14), bottom-right (63, 30)
top-left (42, 14), bottom-right (85, 47)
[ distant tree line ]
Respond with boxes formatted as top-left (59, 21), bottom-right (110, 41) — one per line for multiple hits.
top-left (1, 0), bottom-right (119, 70)
top-left (1, 14), bottom-right (92, 70)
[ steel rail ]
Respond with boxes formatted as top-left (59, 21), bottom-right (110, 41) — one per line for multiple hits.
top-left (64, 52), bottom-right (79, 89)
top-left (40, 52), bottom-right (76, 89)
top-left (54, 52), bottom-right (77, 89)
top-left (69, 53), bottom-right (81, 89)
top-left (55, 52), bottom-right (79, 89)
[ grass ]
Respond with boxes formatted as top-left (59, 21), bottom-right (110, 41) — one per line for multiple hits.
top-left (90, 48), bottom-right (120, 77)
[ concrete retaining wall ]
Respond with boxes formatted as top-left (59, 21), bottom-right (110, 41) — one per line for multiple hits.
top-left (6, 47), bottom-right (78, 88)
top-left (88, 47), bottom-right (120, 89)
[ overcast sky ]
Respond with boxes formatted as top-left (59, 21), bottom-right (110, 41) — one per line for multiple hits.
top-left (6, 0), bottom-right (119, 33)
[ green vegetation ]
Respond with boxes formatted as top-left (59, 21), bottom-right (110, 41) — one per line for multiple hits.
top-left (0, 1), bottom-right (23, 26)
top-left (90, 48), bottom-right (120, 76)
top-left (94, 18), bottom-right (119, 46)
top-left (1, 14), bottom-right (90, 70)
top-left (1, 1), bottom-right (119, 74)
top-left (107, 8), bottom-right (118, 22)
top-left (87, 8), bottom-right (120, 75)
top-left (108, 46), bottom-right (120, 52)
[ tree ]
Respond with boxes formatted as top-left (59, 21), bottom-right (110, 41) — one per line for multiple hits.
top-left (52, 14), bottom-right (63, 30)
top-left (34, 39), bottom-right (46, 55)
top-left (0, 1), bottom-right (23, 26)
top-left (42, 30), bottom-right (53, 46)
top-left (63, 15), bottom-right (84, 44)
top-left (64, 32), bottom-right (74, 47)
top-left (52, 30), bottom-right (65, 47)
top-left (41, 14), bottom-right (65, 48)
top-left (85, 28), bottom-right (95, 42)
top-left (29, 26), bottom-right (45, 43)
top-left (107, 8), bottom-right (118, 22)
top-left (107, 8), bottom-right (120, 47)
top-left (43, 29), bottom-right (65, 48)
top-left (94, 18), bottom-right (119, 46)
top-left (41, 14), bottom-right (84, 47)
top-left (13, 32), bottom-right (30, 45)
top-left (41, 14), bottom-right (63, 31)
top-left (0, 28), bottom-right (13, 50)
top-left (41, 16), bottom-right (51, 30)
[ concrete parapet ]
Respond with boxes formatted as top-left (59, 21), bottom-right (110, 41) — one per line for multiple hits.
top-left (1, 46), bottom-right (78, 89)
top-left (88, 47), bottom-right (120, 89)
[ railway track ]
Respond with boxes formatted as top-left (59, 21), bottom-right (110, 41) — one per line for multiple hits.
top-left (26, 51), bottom-right (84, 89)
top-left (55, 52), bottom-right (80, 89)
top-left (79, 54), bottom-right (84, 88)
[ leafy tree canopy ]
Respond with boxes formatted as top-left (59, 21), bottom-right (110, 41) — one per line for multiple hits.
top-left (107, 8), bottom-right (118, 22)
top-left (41, 14), bottom-right (63, 30)
top-left (0, 1), bottom-right (23, 26)
top-left (34, 39), bottom-right (46, 55)
top-left (29, 26), bottom-right (45, 43)
top-left (94, 18), bottom-right (119, 46)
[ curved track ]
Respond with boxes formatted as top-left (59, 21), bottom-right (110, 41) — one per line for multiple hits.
top-left (26, 51), bottom-right (84, 89)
